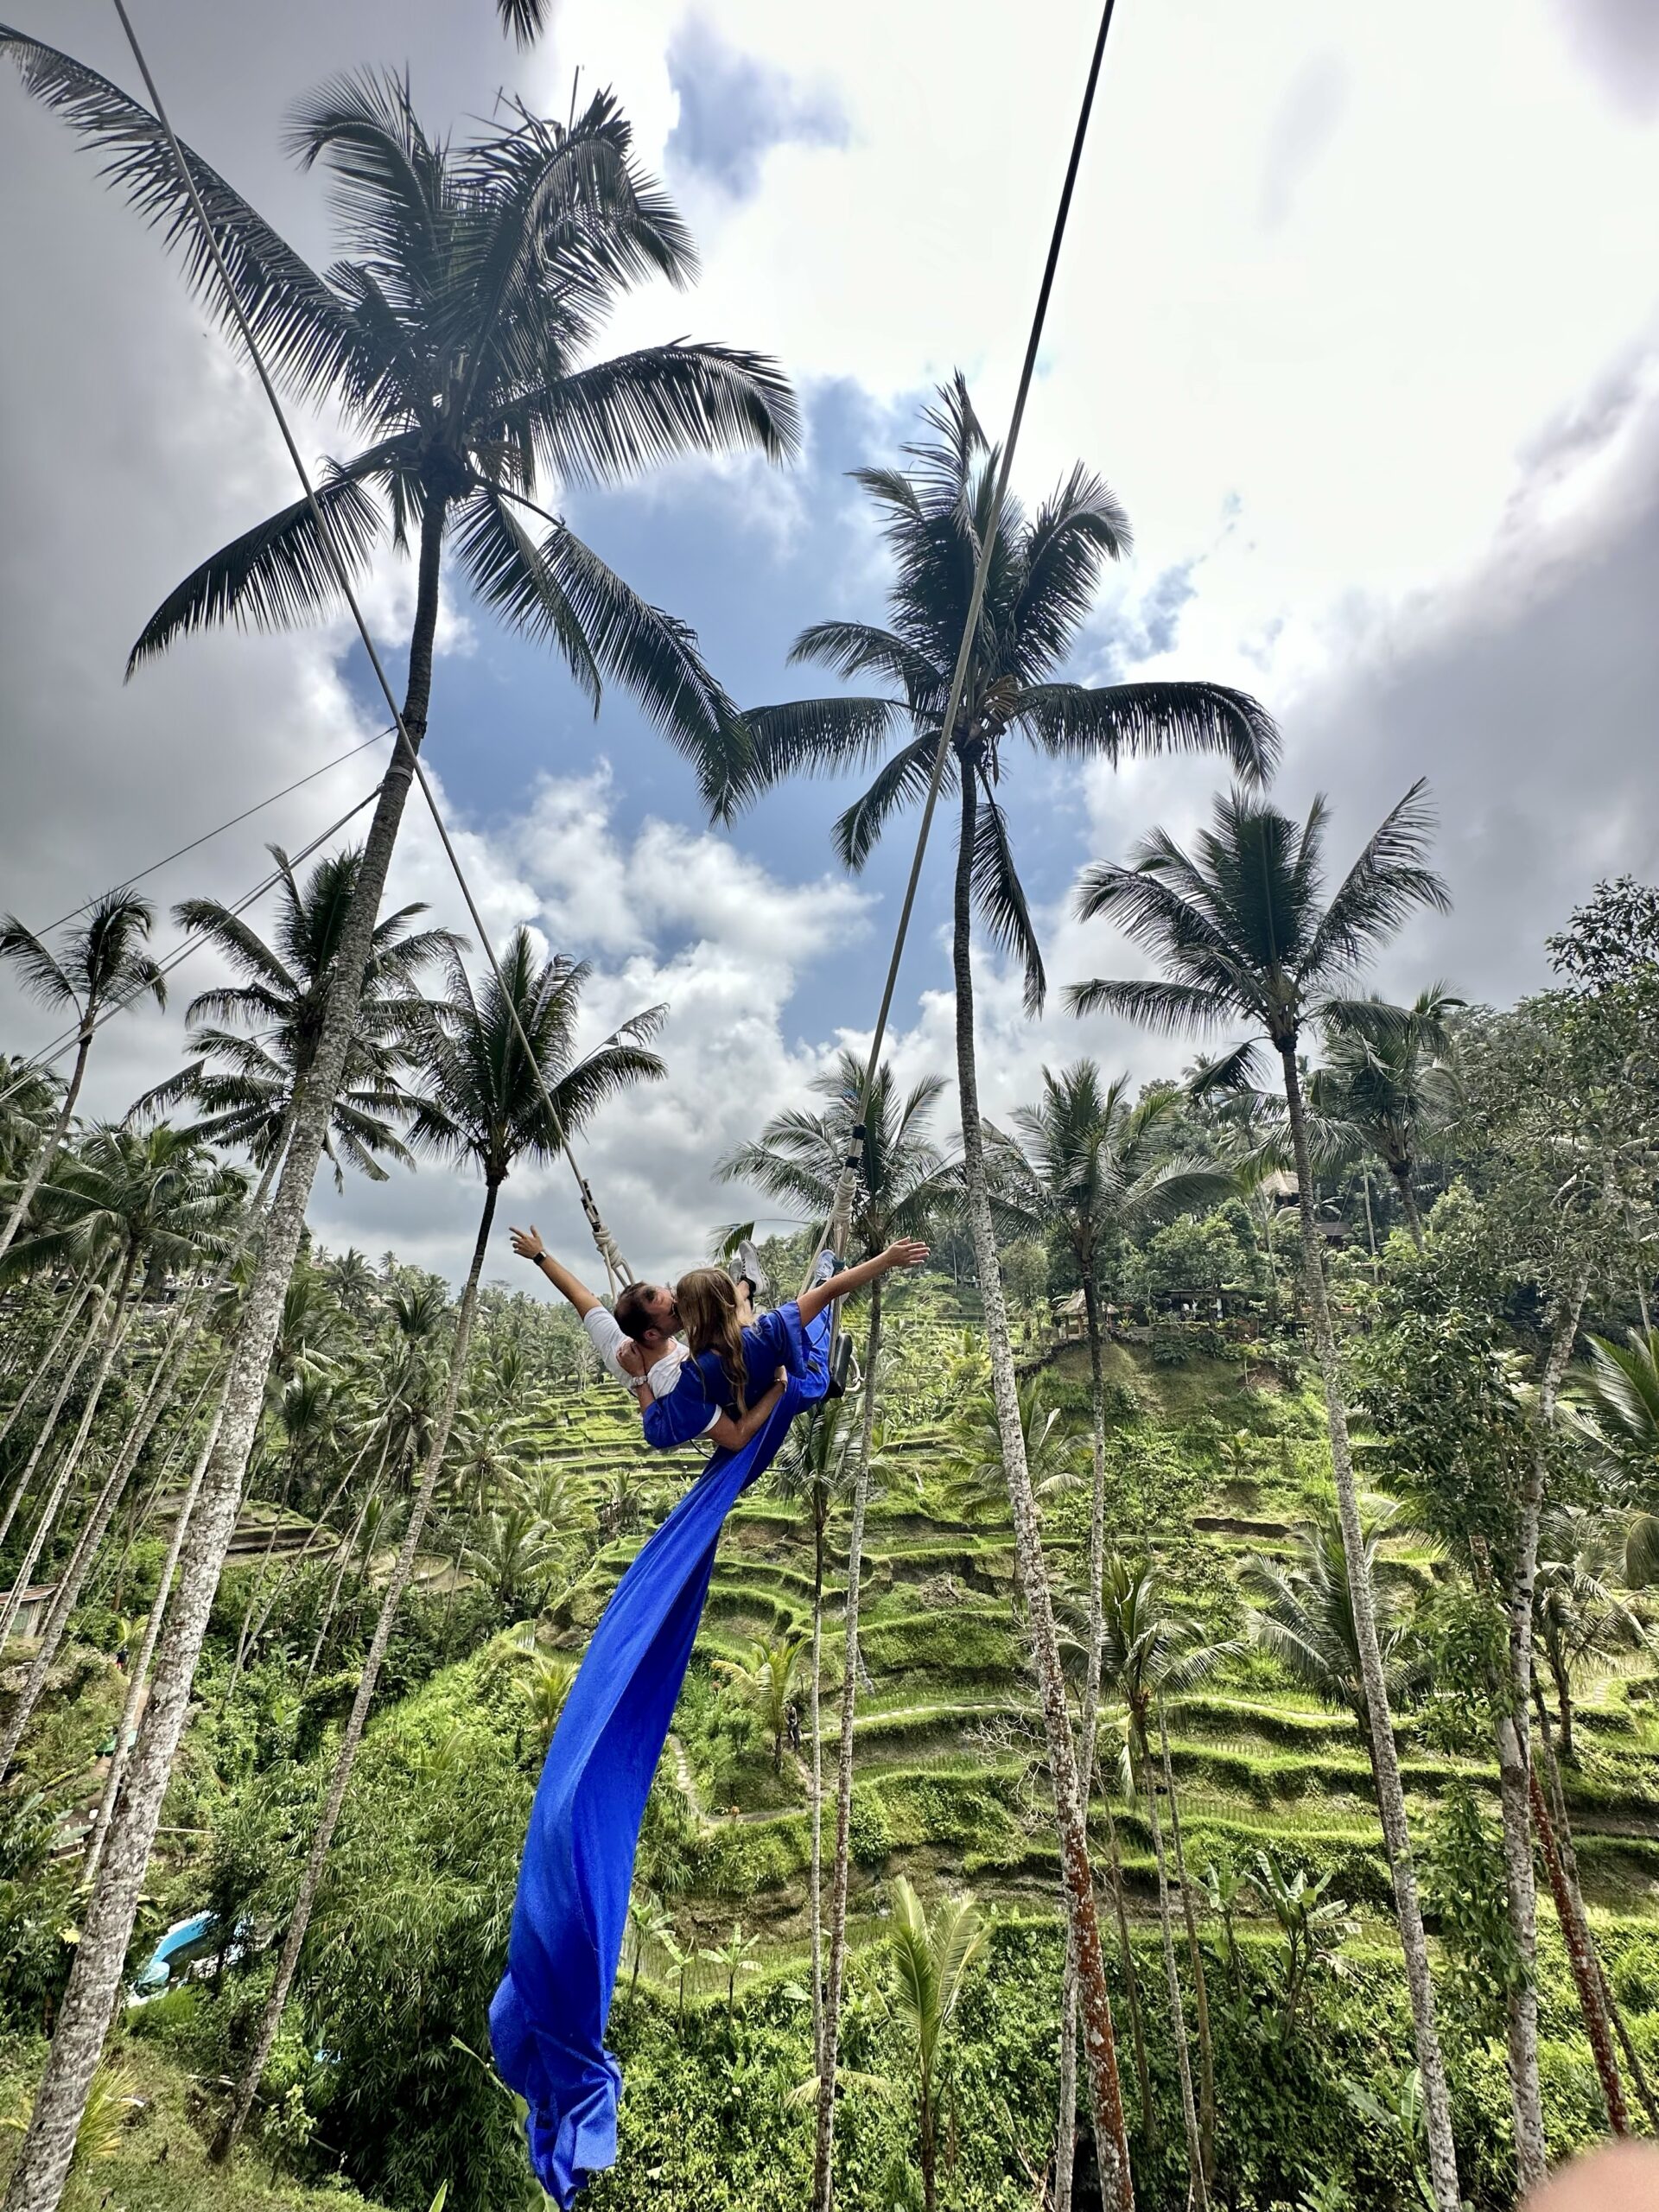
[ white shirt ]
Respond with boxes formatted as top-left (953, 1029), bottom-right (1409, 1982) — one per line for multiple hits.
top-left (582, 1307), bottom-right (717, 1437)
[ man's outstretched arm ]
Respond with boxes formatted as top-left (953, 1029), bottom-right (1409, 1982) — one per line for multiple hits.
top-left (511, 1224), bottom-right (602, 1318)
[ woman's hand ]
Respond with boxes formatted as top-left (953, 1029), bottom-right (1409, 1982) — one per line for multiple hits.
top-left (511, 1224), bottom-right (547, 1264)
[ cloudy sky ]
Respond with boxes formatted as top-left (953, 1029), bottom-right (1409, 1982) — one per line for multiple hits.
top-left (3, 0), bottom-right (1658, 1288)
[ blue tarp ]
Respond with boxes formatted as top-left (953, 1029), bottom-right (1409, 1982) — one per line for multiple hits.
top-left (490, 1300), bottom-right (831, 2204)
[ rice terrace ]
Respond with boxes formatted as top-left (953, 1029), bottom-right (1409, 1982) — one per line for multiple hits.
top-left (0, 4), bottom-right (1657, 2211)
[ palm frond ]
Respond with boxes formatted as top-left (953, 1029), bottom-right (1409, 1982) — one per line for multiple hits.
top-left (1064, 976), bottom-right (1238, 1034)
top-left (970, 783), bottom-right (1045, 1015)
top-left (127, 464), bottom-right (386, 671)
top-left (516, 343), bottom-right (799, 484)
top-left (0, 29), bottom-right (369, 412)
top-left (834, 728), bottom-right (950, 873)
top-left (1305, 781), bottom-right (1451, 983)
top-left (1021, 680), bottom-right (1278, 784)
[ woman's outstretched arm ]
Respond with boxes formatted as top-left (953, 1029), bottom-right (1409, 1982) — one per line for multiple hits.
top-left (796, 1240), bottom-right (929, 1328)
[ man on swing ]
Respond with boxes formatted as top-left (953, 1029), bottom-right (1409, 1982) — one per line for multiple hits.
top-left (508, 1224), bottom-right (925, 1449)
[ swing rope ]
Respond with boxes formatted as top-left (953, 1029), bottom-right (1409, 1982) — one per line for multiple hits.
top-left (103, 0), bottom-right (1116, 1311)
top-left (798, 0), bottom-right (1119, 1300)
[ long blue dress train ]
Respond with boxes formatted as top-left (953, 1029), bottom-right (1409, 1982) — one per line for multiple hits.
top-left (490, 1300), bottom-right (832, 2204)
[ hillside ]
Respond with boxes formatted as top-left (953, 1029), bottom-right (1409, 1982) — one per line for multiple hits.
top-left (13, 1269), bottom-right (1643, 2210)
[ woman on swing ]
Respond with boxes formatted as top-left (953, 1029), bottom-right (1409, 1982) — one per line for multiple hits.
top-left (632, 1239), bottom-right (929, 1453)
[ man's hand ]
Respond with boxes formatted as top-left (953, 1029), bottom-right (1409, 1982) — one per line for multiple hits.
top-left (884, 1239), bottom-right (929, 1271)
top-left (618, 1339), bottom-right (647, 1378)
top-left (511, 1224), bottom-right (547, 1264)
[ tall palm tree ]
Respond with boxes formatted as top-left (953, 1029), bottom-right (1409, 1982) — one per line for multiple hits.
top-left (984, 1062), bottom-right (1230, 2205)
top-left (213, 935), bottom-right (663, 2159)
top-left (732, 381), bottom-right (1274, 2212)
top-left (1306, 988), bottom-right (1461, 1249)
top-left (0, 893), bottom-right (166, 1266)
top-left (944, 1373), bottom-right (1088, 1531)
top-left (1069, 783), bottom-right (1462, 2212)
top-left (0, 40), bottom-right (792, 2190)
top-left (881, 1878), bottom-right (987, 2212)
top-left (768, 1395), bottom-right (863, 2075)
top-left (0, 1128), bottom-right (243, 1776)
top-left (1571, 1329), bottom-right (1659, 1586)
top-left (1245, 1508), bottom-right (1414, 1787)
top-left (136, 844), bottom-right (456, 1186)
top-left (1532, 1504), bottom-right (1644, 1764)
top-left (714, 1635), bottom-right (804, 1774)
top-left (1098, 1559), bottom-right (1234, 2209)
top-left (718, 1050), bottom-right (950, 2204)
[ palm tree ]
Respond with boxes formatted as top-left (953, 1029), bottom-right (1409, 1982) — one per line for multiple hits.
top-left (1306, 989), bottom-right (1461, 1249)
top-left (1069, 783), bottom-right (1463, 2212)
top-left (1098, 1559), bottom-right (1234, 2209)
top-left (0, 37), bottom-right (793, 2200)
top-left (945, 1374), bottom-right (1088, 1533)
top-left (1245, 1507), bottom-right (1415, 1778)
top-left (768, 1395), bottom-right (863, 2072)
top-left (0, 892), bottom-right (166, 1266)
top-left (881, 1878), bottom-right (987, 2212)
top-left (213, 938), bottom-right (663, 2159)
top-left (731, 381), bottom-right (1273, 2212)
top-left (718, 1048), bottom-right (950, 2197)
top-left (1532, 1505), bottom-right (1644, 1764)
top-left (702, 1922), bottom-right (761, 2017)
top-left (983, 1061), bottom-right (1230, 2209)
top-left (714, 1636), bottom-right (804, 1775)
top-left (1571, 1330), bottom-right (1659, 1586)
top-left (136, 844), bottom-right (456, 1186)
top-left (0, 1128), bottom-right (243, 1777)
top-left (465, 1500), bottom-right (562, 1616)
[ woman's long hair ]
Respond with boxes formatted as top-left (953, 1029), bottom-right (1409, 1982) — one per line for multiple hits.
top-left (674, 1268), bottom-right (747, 1415)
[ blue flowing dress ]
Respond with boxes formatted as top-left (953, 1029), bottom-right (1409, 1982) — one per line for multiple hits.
top-left (490, 1300), bottom-right (831, 2204)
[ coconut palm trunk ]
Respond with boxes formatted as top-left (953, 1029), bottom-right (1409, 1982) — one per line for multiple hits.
top-left (213, 1174), bottom-right (497, 2163)
top-left (1143, 1739), bottom-right (1205, 2208)
top-left (1390, 1164), bottom-right (1425, 1249)
top-left (1528, 1760), bottom-right (1626, 2132)
top-left (0, 1242), bottom-right (140, 1647)
top-left (1160, 1707), bottom-right (1216, 2190)
top-left (0, 1321), bottom-right (208, 1780)
top-left (302, 1449), bottom-right (389, 1693)
top-left (1489, 1279), bottom-right (1585, 2188)
top-left (1100, 1783), bottom-right (1154, 2144)
top-left (812, 1275), bottom-right (882, 2212)
top-left (1277, 1046), bottom-right (1460, 2212)
top-left (0, 1278), bottom-right (94, 1456)
top-left (0, 507), bottom-right (438, 2212)
top-left (1534, 1689), bottom-right (1659, 2131)
top-left (0, 1034), bottom-right (92, 1273)
top-left (0, 1280), bottom-right (109, 1553)
top-left (1054, 1272), bottom-right (1113, 2212)
top-left (952, 772), bottom-right (1135, 2212)
top-left (809, 1482), bottom-right (827, 2078)
top-left (83, 1392), bottom-right (226, 1884)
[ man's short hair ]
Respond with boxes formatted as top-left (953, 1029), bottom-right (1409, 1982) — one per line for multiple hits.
top-left (614, 1281), bottom-right (657, 1341)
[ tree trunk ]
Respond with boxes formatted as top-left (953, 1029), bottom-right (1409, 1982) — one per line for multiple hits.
top-left (952, 770), bottom-right (1134, 2212)
top-left (1535, 1686), bottom-right (1659, 2133)
top-left (0, 1279), bottom-right (94, 1455)
top-left (84, 1391), bottom-right (226, 1885)
top-left (1528, 1761), bottom-right (1627, 2132)
top-left (1550, 1650), bottom-right (1576, 1767)
top-left (233, 1439), bottom-right (374, 1691)
top-left (1160, 1705), bottom-right (1216, 2192)
top-left (1389, 1161), bottom-right (1424, 1251)
top-left (1102, 1784), bottom-right (1154, 2146)
top-left (0, 499), bottom-right (441, 2212)
top-left (1145, 1750), bottom-right (1205, 2210)
top-left (302, 1452), bottom-right (388, 1694)
top-left (812, 1274), bottom-right (882, 2212)
top-left (1495, 1275), bottom-right (1586, 2193)
top-left (0, 1323), bottom-right (207, 1781)
top-left (0, 1034), bottom-right (91, 1271)
top-left (0, 1281), bottom-right (108, 1554)
top-left (920, 2082), bottom-right (937, 2212)
top-left (1055, 1273), bottom-right (1112, 2212)
top-left (0, 1243), bottom-right (140, 1648)
top-left (213, 1177), bottom-right (496, 2162)
top-left (810, 1490), bottom-right (825, 2080)
top-left (1278, 1046), bottom-right (1461, 2212)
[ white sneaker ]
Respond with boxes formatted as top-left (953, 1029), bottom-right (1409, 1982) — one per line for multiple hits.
top-left (811, 1249), bottom-right (840, 1287)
